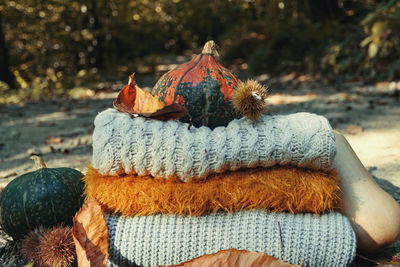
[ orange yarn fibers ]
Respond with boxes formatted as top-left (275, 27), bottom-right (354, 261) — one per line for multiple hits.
top-left (83, 166), bottom-right (342, 216)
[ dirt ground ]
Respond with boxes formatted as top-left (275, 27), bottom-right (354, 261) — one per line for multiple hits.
top-left (0, 76), bottom-right (399, 266)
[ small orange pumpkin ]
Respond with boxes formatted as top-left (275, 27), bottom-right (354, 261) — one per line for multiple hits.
top-left (151, 40), bottom-right (240, 128)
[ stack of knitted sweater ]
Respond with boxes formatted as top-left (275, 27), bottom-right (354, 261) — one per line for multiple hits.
top-left (84, 108), bottom-right (357, 267)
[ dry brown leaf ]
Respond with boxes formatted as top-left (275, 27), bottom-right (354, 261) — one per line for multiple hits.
top-left (296, 74), bottom-right (315, 82)
top-left (142, 103), bottom-right (188, 121)
top-left (375, 81), bottom-right (390, 88)
top-left (160, 249), bottom-right (301, 267)
top-left (346, 124), bottom-right (363, 135)
top-left (113, 73), bottom-right (187, 120)
top-left (26, 148), bottom-right (40, 156)
top-left (338, 93), bottom-right (360, 103)
top-left (280, 72), bottom-right (296, 82)
top-left (0, 171), bottom-right (17, 179)
top-left (375, 99), bottom-right (388, 106)
top-left (45, 136), bottom-right (64, 145)
top-left (49, 146), bottom-right (56, 153)
top-left (132, 80), bottom-right (164, 113)
top-left (35, 120), bottom-right (56, 127)
top-left (72, 199), bottom-right (108, 267)
top-left (81, 89), bottom-right (95, 98)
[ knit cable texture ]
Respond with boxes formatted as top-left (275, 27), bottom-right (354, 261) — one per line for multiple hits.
top-left (105, 210), bottom-right (356, 267)
top-left (93, 108), bottom-right (336, 181)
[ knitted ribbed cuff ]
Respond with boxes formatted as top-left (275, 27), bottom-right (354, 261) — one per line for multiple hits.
top-left (93, 109), bottom-right (336, 181)
top-left (105, 210), bottom-right (356, 267)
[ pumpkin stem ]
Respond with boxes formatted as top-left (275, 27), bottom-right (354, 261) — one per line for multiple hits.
top-left (30, 155), bottom-right (47, 170)
top-left (202, 40), bottom-right (219, 58)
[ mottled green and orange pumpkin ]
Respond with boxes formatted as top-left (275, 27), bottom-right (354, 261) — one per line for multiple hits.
top-left (151, 40), bottom-right (240, 128)
top-left (0, 156), bottom-right (85, 239)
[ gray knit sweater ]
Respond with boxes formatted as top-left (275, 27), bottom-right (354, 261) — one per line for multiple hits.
top-left (93, 109), bottom-right (336, 181)
top-left (105, 210), bottom-right (356, 267)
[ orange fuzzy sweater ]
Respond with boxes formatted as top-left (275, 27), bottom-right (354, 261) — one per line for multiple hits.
top-left (83, 166), bottom-right (342, 216)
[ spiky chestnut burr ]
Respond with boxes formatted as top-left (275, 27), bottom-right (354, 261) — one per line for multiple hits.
top-left (38, 225), bottom-right (75, 267)
top-left (22, 225), bottom-right (76, 267)
top-left (22, 227), bottom-right (43, 263)
top-left (231, 79), bottom-right (269, 121)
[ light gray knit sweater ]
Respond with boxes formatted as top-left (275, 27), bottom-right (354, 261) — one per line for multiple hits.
top-left (105, 210), bottom-right (356, 267)
top-left (93, 109), bottom-right (336, 181)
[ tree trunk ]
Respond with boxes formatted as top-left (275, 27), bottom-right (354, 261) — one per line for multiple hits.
top-left (0, 10), bottom-right (15, 89)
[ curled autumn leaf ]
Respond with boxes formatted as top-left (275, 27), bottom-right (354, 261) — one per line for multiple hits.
top-left (113, 73), bottom-right (187, 121)
top-left (160, 249), bottom-right (301, 267)
top-left (72, 199), bottom-right (108, 267)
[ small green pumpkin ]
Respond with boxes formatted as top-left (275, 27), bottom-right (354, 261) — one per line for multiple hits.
top-left (0, 156), bottom-right (85, 239)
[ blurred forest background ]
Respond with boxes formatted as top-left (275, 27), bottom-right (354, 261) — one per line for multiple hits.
top-left (1, 0), bottom-right (400, 103)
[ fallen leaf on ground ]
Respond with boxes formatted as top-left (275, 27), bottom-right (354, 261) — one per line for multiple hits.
top-left (280, 72), bottom-right (296, 82)
top-left (73, 199), bottom-right (108, 267)
top-left (160, 249), bottom-right (301, 267)
top-left (0, 171), bottom-right (17, 179)
top-left (58, 106), bottom-right (72, 112)
top-left (35, 121), bottom-right (56, 127)
top-left (346, 124), bottom-right (363, 135)
top-left (375, 81), bottom-right (390, 88)
top-left (375, 99), bottom-right (388, 105)
top-left (306, 92), bottom-right (318, 97)
top-left (72, 138), bottom-right (83, 146)
top-left (45, 136), bottom-right (64, 144)
top-left (113, 73), bottom-right (187, 120)
top-left (49, 146), bottom-right (69, 154)
top-left (296, 74), bottom-right (315, 82)
top-left (49, 146), bottom-right (56, 153)
top-left (26, 148), bottom-right (41, 156)
top-left (81, 89), bottom-right (95, 98)
top-left (338, 93), bottom-right (360, 103)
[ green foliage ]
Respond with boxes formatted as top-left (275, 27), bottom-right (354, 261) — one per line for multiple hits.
top-left (1, 0), bottom-right (400, 100)
top-left (1, 0), bottom-right (105, 98)
top-left (322, 0), bottom-right (400, 80)
top-left (361, 1), bottom-right (400, 75)
top-left (0, 81), bottom-right (9, 93)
